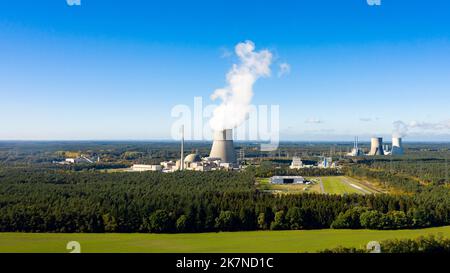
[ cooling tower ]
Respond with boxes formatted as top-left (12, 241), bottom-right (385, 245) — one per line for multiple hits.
top-left (369, 137), bottom-right (384, 156)
top-left (391, 137), bottom-right (404, 155)
top-left (209, 129), bottom-right (237, 164)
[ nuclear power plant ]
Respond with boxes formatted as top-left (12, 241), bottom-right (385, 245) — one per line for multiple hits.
top-left (136, 128), bottom-right (239, 173)
top-left (391, 137), bottom-right (404, 155)
top-left (131, 125), bottom-right (406, 173)
top-left (209, 129), bottom-right (237, 164)
top-left (346, 136), bottom-right (405, 157)
top-left (369, 137), bottom-right (385, 156)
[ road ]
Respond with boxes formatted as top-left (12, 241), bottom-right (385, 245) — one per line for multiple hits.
top-left (341, 177), bottom-right (372, 194)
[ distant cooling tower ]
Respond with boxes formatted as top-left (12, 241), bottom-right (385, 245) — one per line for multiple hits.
top-left (369, 137), bottom-right (384, 156)
top-left (391, 137), bottom-right (404, 155)
top-left (209, 129), bottom-right (237, 163)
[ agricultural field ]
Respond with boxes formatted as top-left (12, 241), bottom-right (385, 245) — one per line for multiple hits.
top-left (1, 226), bottom-right (450, 253)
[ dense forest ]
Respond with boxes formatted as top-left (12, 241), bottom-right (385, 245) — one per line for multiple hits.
top-left (1, 165), bottom-right (450, 233)
top-left (351, 156), bottom-right (450, 185)
top-left (1, 141), bottom-right (449, 233)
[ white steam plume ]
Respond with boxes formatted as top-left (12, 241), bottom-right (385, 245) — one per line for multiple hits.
top-left (393, 120), bottom-right (409, 138)
top-left (209, 41), bottom-right (272, 131)
top-left (393, 119), bottom-right (450, 137)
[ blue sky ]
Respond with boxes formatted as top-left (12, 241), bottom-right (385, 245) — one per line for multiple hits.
top-left (1, 0), bottom-right (450, 141)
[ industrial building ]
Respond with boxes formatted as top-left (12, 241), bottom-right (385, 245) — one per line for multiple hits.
top-left (318, 156), bottom-right (335, 168)
top-left (155, 129), bottom-right (239, 173)
top-left (289, 156), bottom-right (304, 169)
top-left (347, 137), bottom-right (364, 157)
top-left (289, 156), bottom-right (335, 169)
top-left (270, 176), bottom-right (306, 184)
top-left (130, 164), bottom-right (162, 172)
top-left (145, 129), bottom-right (240, 173)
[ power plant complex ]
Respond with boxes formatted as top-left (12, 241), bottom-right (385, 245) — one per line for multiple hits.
top-left (348, 136), bottom-right (405, 157)
top-left (130, 129), bottom-right (239, 173)
top-left (127, 127), bottom-right (405, 173)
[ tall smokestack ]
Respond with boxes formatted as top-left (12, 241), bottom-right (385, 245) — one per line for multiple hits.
top-left (391, 137), bottom-right (404, 155)
top-left (369, 137), bottom-right (384, 156)
top-left (210, 129), bottom-right (237, 164)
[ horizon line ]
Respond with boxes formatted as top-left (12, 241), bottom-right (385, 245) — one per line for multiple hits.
top-left (0, 139), bottom-right (449, 144)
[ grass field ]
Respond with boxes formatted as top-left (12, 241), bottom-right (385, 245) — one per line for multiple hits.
top-left (257, 176), bottom-right (380, 195)
top-left (320, 176), bottom-right (378, 195)
top-left (1, 226), bottom-right (450, 253)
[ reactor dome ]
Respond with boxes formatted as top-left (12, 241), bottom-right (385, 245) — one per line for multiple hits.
top-left (184, 153), bottom-right (202, 163)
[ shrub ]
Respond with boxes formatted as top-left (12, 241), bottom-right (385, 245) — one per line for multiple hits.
top-left (331, 207), bottom-right (369, 229)
top-left (142, 210), bottom-right (173, 233)
top-left (270, 210), bottom-right (287, 230)
top-left (286, 207), bottom-right (304, 230)
top-left (360, 210), bottom-right (385, 229)
top-left (176, 215), bottom-right (188, 232)
top-left (215, 211), bottom-right (239, 231)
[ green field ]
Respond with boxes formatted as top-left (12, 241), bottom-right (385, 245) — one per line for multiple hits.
top-left (257, 176), bottom-right (380, 195)
top-left (1, 226), bottom-right (450, 253)
top-left (320, 176), bottom-right (378, 195)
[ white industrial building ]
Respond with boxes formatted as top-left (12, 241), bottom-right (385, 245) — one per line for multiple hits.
top-left (347, 137), bottom-right (364, 157)
top-left (318, 157), bottom-right (335, 168)
top-left (130, 164), bottom-right (162, 172)
top-left (290, 156), bottom-right (304, 169)
top-left (270, 176), bottom-right (306, 184)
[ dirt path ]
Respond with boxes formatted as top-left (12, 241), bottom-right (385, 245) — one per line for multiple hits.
top-left (318, 178), bottom-right (325, 193)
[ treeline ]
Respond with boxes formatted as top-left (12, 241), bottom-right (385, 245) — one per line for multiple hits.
top-left (0, 141), bottom-right (214, 166)
top-left (331, 207), bottom-right (432, 230)
top-left (351, 156), bottom-right (450, 185)
top-left (345, 165), bottom-right (422, 193)
top-left (1, 168), bottom-right (450, 233)
top-left (321, 235), bottom-right (450, 253)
